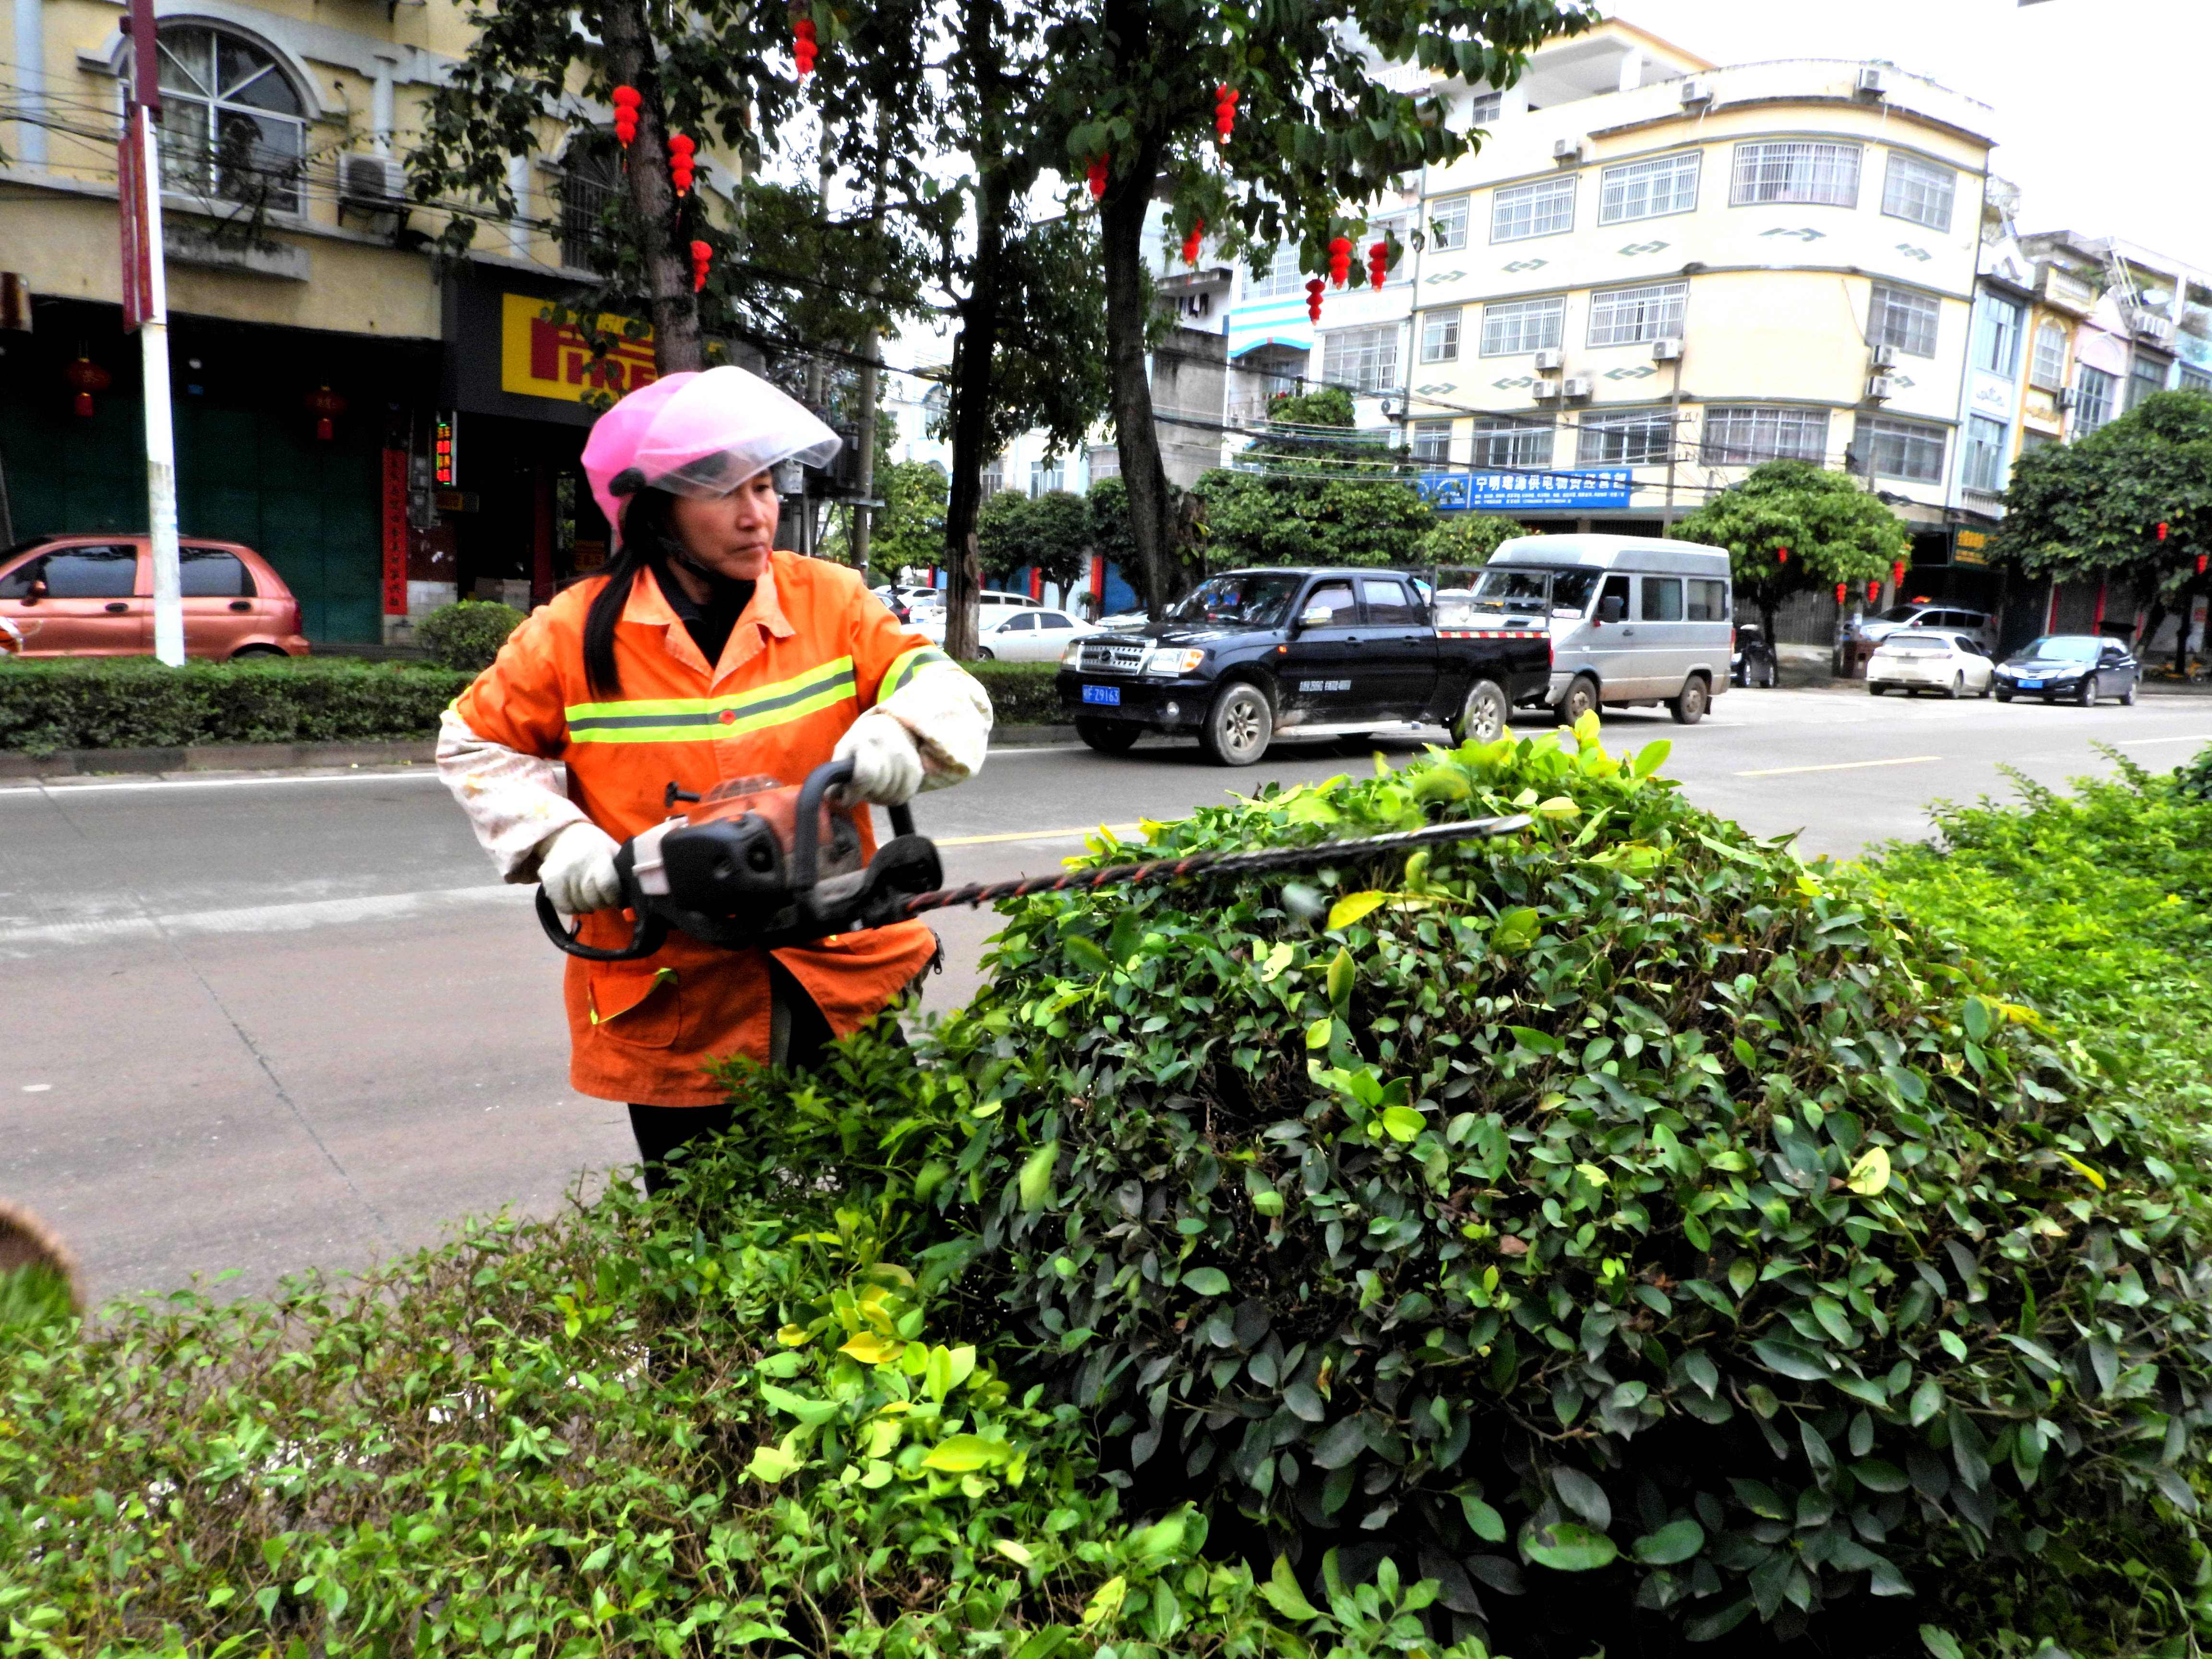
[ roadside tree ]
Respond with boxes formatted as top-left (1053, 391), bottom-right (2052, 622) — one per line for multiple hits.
top-left (1194, 385), bottom-right (1435, 569)
top-left (866, 461), bottom-right (949, 585)
top-left (1419, 512), bottom-right (1527, 567)
top-left (1669, 460), bottom-right (1906, 644)
top-left (1996, 389), bottom-right (2212, 673)
top-left (978, 490), bottom-right (1092, 596)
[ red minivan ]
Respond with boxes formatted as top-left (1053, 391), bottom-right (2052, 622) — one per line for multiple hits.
top-left (0, 535), bottom-right (310, 660)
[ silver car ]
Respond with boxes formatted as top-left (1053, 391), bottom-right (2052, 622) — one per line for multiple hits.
top-left (1842, 602), bottom-right (1996, 654)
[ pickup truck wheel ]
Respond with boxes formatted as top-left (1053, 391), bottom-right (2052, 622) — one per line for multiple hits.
top-left (1450, 679), bottom-right (1510, 745)
top-left (1558, 674), bottom-right (1600, 726)
top-left (1199, 683), bottom-right (1272, 766)
top-left (1669, 675), bottom-right (1709, 725)
top-left (1074, 717), bottom-right (1140, 754)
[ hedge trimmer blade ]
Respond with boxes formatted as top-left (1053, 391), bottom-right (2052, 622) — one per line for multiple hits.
top-left (899, 813), bottom-right (1534, 917)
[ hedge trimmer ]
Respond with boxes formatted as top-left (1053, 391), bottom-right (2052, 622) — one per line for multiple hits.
top-left (537, 758), bottom-right (1532, 962)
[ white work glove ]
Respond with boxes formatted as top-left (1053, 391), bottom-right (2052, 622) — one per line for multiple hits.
top-left (832, 711), bottom-right (925, 805)
top-left (537, 821), bottom-right (624, 914)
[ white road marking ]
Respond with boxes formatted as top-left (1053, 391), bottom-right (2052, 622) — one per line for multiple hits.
top-left (2115, 733), bottom-right (2212, 746)
top-left (1734, 756), bottom-right (1943, 779)
top-left (0, 884), bottom-right (527, 955)
top-left (937, 823), bottom-right (1143, 847)
top-left (0, 769), bottom-right (443, 798)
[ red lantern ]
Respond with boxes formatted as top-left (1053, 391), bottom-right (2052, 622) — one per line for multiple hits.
top-left (690, 240), bottom-right (712, 292)
top-left (64, 357), bottom-right (111, 417)
top-left (2156, 520), bottom-right (2169, 540)
top-left (304, 385), bottom-right (346, 442)
top-left (2198, 553), bottom-right (2209, 576)
top-left (1835, 581), bottom-right (1847, 605)
top-left (611, 84), bottom-right (640, 147)
top-left (1328, 235), bottom-right (1351, 287)
top-left (1368, 240), bottom-right (1388, 289)
top-left (1865, 579), bottom-right (1881, 601)
top-left (1776, 546), bottom-right (1789, 564)
top-left (1304, 277), bottom-right (1324, 324)
top-left (792, 16), bottom-right (817, 74)
top-left (1891, 558), bottom-right (1906, 587)
top-left (1086, 156), bottom-right (1108, 200)
top-left (1214, 84), bottom-right (1238, 145)
top-left (667, 132), bottom-right (696, 194)
top-left (1181, 218), bottom-right (1204, 266)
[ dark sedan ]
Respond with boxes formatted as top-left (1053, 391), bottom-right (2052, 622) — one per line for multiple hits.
top-left (1992, 635), bottom-right (2140, 706)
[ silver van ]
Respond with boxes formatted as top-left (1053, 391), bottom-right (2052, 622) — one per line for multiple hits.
top-left (1438, 534), bottom-right (1734, 725)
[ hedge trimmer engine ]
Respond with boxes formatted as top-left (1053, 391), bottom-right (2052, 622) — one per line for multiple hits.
top-left (539, 757), bottom-right (1532, 963)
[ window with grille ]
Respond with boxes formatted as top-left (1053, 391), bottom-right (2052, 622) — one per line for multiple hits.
top-left (1972, 294), bottom-right (2024, 376)
top-left (1576, 409), bottom-right (1674, 466)
top-left (1491, 175), bottom-right (1576, 242)
top-left (1428, 195), bottom-right (1470, 252)
top-left (1470, 418), bottom-right (1553, 469)
top-left (1419, 309), bottom-right (1462, 363)
top-left (1587, 281), bottom-right (1687, 348)
top-left (1479, 294), bottom-right (1565, 356)
top-left (1962, 415), bottom-right (2008, 493)
top-left (2128, 356), bottom-right (2170, 409)
top-left (1869, 284), bottom-right (1940, 358)
top-left (1599, 152), bottom-right (1700, 224)
top-left (2030, 322), bottom-right (2068, 391)
top-left (560, 146), bottom-right (621, 269)
top-left (1410, 420), bottom-right (1453, 461)
top-left (2181, 363), bottom-right (2212, 393)
top-left (1030, 459), bottom-right (1065, 496)
top-left (1468, 91), bottom-right (1503, 123)
top-left (1367, 214), bottom-right (1413, 285)
top-left (2075, 366), bottom-right (2117, 433)
top-left (1088, 446), bottom-right (1121, 481)
top-left (1320, 324), bottom-right (1400, 395)
top-left (979, 455), bottom-right (1006, 496)
top-left (1243, 247), bottom-right (1310, 301)
top-left (1701, 405), bottom-right (1829, 465)
top-left (1880, 152), bottom-right (1955, 232)
top-left (148, 24), bottom-right (307, 214)
top-left (1731, 140), bottom-right (1861, 207)
top-left (1861, 416), bottom-right (1947, 482)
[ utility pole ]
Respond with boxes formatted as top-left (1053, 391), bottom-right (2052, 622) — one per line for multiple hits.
top-left (848, 107), bottom-right (891, 577)
top-left (120, 0), bottom-right (183, 664)
top-left (1661, 349), bottom-right (1683, 531)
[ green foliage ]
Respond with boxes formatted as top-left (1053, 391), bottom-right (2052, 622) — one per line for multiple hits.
top-left (1418, 516), bottom-right (1526, 568)
top-left (977, 490), bottom-right (1093, 594)
top-left (710, 722), bottom-right (2212, 1654)
top-left (0, 660), bottom-right (473, 756)
top-left (1090, 476), bottom-right (1138, 577)
top-left (1996, 390), bottom-right (2212, 602)
top-left (875, 460), bottom-right (952, 581)
top-left (1670, 460), bottom-right (1908, 636)
top-left (1268, 388), bottom-right (1357, 430)
top-left (1196, 469), bottom-right (1436, 570)
top-left (1869, 748), bottom-right (2212, 1126)
top-left (0, 1102), bottom-right (1506, 1659)
top-left (415, 599), bottom-right (526, 672)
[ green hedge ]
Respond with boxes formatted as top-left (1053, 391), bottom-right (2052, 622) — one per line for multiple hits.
top-left (0, 660), bottom-right (474, 757)
top-left (416, 600), bottom-right (527, 672)
top-left (0, 658), bottom-right (1064, 757)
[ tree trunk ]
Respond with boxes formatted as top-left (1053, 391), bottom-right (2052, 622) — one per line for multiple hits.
top-left (2179, 577), bottom-right (2202, 676)
top-left (2139, 596), bottom-right (2167, 658)
top-left (938, 0), bottom-right (1003, 661)
top-left (849, 107), bottom-right (891, 577)
top-left (1094, 23), bottom-right (1177, 619)
top-left (601, 0), bottom-right (702, 375)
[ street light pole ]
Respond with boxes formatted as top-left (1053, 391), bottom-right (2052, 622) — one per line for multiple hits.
top-left (121, 0), bottom-right (183, 665)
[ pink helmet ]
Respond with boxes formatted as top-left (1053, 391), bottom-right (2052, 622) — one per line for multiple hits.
top-left (581, 364), bottom-right (841, 536)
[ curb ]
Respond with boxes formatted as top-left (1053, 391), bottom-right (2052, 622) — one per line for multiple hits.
top-left (0, 725), bottom-right (1080, 782)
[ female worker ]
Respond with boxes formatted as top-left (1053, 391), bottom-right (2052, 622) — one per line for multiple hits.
top-left (436, 366), bottom-right (992, 1191)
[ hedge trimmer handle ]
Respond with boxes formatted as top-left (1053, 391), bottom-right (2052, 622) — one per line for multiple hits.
top-left (534, 842), bottom-right (669, 962)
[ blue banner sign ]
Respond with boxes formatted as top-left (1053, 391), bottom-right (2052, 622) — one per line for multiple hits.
top-left (1417, 469), bottom-right (1633, 513)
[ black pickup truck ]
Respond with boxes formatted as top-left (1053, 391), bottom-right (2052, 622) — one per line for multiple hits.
top-left (1055, 566), bottom-right (1552, 765)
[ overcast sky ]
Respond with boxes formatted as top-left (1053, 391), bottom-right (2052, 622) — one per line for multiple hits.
top-left (1609, 0), bottom-right (2212, 273)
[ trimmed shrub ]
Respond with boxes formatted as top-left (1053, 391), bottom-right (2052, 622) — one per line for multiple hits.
top-left (0, 659), bottom-right (473, 756)
top-left (0, 1135), bottom-right (1493, 1659)
top-left (416, 599), bottom-right (527, 671)
top-left (711, 721), bottom-right (2212, 1656)
top-left (967, 661), bottom-right (1063, 727)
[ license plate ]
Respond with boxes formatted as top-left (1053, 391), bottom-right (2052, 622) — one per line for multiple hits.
top-left (2018, 678), bottom-right (2043, 689)
top-left (1081, 684), bottom-right (1121, 706)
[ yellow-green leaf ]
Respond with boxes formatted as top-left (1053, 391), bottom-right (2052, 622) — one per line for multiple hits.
top-left (1534, 796), bottom-right (1580, 819)
top-left (1573, 709), bottom-right (1601, 747)
top-left (1327, 891), bottom-right (1388, 931)
top-left (1379, 1105), bottom-right (1424, 1143)
top-left (993, 1539), bottom-right (1036, 1567)
top-left (922, 1434), bottom-right (1013, 1473)
top-left (1018, 1142), bottom-right (1059, 1212)
top-left (1305, 1017), bottom-right (1334, 1049)
top-left (1081, 1575), bottom-right (1127, 1629)
top-left (1326, 946), bottom-right (1354, 1008)
top-left (1259, 1554), bottom-right (1322, 1622)
top-left (1261, 941), bottom-right (1296, 983)
top-left (745, 1443), bottom-right (803, 1483)
top-left (1846, 1146), bottom-right (1891, 1197)
top-left (838, 1331), bottom-right (902, 1366)
top-left (2059, 1152), bottom-right (2106, 1191)
top-left (776, 1323), bottom-right (812, 1347)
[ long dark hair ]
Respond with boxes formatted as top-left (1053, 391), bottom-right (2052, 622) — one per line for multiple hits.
top-left (582, 487), bottom-right (685, 698)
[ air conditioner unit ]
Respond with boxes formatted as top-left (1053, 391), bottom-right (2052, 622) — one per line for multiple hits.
top-left (337, 152), bottom-right (405, 211)
top-left (1678, 76), bottom-right (1712, 107)
top-left (1870, 343), bottom-right (1899, 369)
top-left (1651, 337), bottom-right (1683, 361)
top-left (2053, 386), bottom-right (2077, 411)
top-left (1533, 347), bottom-right (1565, 372)
top-left (1856, 65), bottom-right (1888, 96)
top-left (1560, 375), bottom-right (1594, 399)
top-left (1867, 374), bottom-right (1899, 401)
top-left (1532, 376), bottom-right (1563, 400)
top-left (1551, 136), bottom-right (1585, 163)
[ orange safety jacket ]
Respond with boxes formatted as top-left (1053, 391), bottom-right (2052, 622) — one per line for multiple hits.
top-left (453, 552), bottom-right (952, 1106)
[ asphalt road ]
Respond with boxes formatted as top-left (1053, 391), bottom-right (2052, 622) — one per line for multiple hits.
top-left (6, 684), bottom-right (2209, 1305)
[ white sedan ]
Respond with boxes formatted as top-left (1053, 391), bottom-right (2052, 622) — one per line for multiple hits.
top-left (1865, 629), bottom-right (1996, 699)
top-left (913, 605), bottom-right (1099, 662)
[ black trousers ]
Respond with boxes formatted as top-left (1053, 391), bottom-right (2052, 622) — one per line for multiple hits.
top-left (627, 958), bottom-right (893, 1196)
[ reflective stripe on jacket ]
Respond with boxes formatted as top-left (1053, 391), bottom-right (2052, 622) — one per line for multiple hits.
top-left (452, 551), bottom-right (953, 1107)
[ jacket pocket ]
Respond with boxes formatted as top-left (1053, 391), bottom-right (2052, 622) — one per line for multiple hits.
top-left (588, 963), bottom-right (682, 1050)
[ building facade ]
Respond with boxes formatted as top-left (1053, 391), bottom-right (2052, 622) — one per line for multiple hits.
top-left (1, 0), bottom-right (728, 642)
